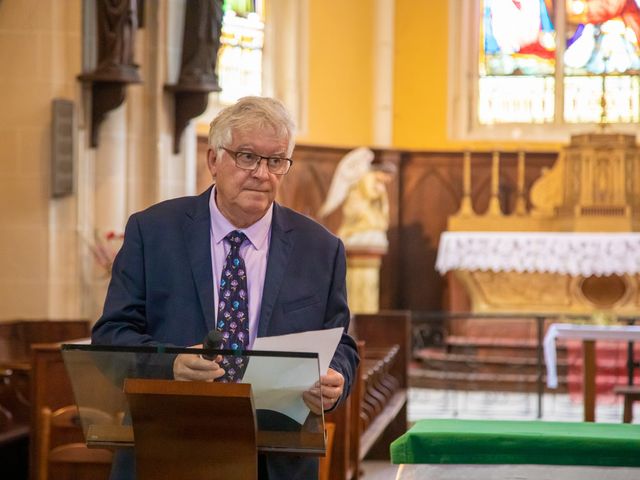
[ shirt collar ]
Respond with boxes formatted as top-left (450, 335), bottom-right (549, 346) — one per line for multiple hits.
top-left (209, 186), bottom-right (273, 250)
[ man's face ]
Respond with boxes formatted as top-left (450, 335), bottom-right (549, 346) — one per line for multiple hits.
top-left (207, 126), bottom-right (289, 228)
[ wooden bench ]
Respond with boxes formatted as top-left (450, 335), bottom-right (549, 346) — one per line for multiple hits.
top-left (326, 310), bottom-right (410, 480)
top-left (0, 320), bottom-right (90, 480)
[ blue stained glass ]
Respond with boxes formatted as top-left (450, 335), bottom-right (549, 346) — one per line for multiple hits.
top-left (484, 3), bottom-right (500, 55)
top-left (540, 0), bottom-right (554, 32)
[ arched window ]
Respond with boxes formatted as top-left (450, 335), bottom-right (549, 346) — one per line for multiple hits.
top-left (217, 0), bottom-right (265, 104)
top-left (450, 0), bottom-right (640, 140)
top-left (196, 0), bottom-right (308, 135)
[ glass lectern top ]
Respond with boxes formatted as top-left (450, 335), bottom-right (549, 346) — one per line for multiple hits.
top-left (61, 344), bottom-right (326, 455)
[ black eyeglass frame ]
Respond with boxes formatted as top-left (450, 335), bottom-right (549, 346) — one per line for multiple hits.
top-left (220, 147), bottom-right (293, 175)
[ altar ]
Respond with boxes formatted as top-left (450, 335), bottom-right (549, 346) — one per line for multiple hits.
top-left (436, 232), bottom-right (640, 314)
top-left (438, 132), bottom-right (640, 315)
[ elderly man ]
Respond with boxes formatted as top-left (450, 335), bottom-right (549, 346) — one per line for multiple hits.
top-left (92, 96), bottom-right (359, 479)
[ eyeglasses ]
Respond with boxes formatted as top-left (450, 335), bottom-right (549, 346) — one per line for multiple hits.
top-left (221, 147), bottom-right (293, 175)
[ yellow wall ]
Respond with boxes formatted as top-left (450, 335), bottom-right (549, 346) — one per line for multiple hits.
top-left (0, 0), bottom-right (81, 319)
top-left (297, 0), bottom-right (374, 147)
top-left (394, 0), bottom-right (449, 150)
top-left (301, 1), bottom-right (561, 152)
top-left (301, 1), bottom-right (452, 149)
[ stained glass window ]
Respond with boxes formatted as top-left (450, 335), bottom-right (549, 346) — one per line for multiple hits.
top-left (480, 0), bottom-right (556, 124)
top-left (217, 0), bottom-right (265, 104)
top-left (479, 0), bottom-right (640, 125)
top-left (564, 0), bottom-right (640, 123)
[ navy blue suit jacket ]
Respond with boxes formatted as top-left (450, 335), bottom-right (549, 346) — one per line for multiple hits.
top-left (92, 187), bottom-right (358, 480)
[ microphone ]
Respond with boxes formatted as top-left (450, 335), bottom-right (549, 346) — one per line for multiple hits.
top-left (202, 330), bottom-right (223, 361)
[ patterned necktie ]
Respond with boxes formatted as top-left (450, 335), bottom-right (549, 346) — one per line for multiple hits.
top-left (217, 231), bottom-right (250, 382)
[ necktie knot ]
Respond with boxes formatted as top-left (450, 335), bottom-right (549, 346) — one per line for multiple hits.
top-left (225, 231), bottom-right (247, 248)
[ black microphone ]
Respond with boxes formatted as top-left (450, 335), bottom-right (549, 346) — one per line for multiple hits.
top-left (202, 330), bottom-right (223, 361)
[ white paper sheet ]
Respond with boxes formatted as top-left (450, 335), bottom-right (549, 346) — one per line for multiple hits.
top-left (242, 327), bottom-right (343, 424)
top-left (251, 327), bottom-right (343, 374)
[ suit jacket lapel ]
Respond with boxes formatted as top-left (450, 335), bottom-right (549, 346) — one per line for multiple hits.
top-left (258, 203), bottom-right (294, 337)
top-left (184, 186), bottom-right (216, 332)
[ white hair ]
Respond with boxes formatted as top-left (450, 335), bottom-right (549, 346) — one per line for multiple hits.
top-left (208, 96), bottom-right (296, 157)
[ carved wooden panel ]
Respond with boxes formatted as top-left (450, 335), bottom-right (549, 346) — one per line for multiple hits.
top-left (400, 152), bottom-right (462, 310)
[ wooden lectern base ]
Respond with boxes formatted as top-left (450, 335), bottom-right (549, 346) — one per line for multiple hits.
top-left (124, 379), bottom-right (257, 480)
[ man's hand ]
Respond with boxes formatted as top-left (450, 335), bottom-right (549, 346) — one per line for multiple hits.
top-left (173, 343), bottom-right (226, 381)
top-left (303, 368), bottom-right (345, 415)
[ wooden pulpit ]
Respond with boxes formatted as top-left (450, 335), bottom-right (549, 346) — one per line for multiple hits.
top-left (60, 344), bottom-right (327, 480)
top-left (124, 379), bottom-right (257, 480)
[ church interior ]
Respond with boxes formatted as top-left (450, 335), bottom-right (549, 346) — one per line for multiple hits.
top-left (1, 0), bottom-right (640, 479)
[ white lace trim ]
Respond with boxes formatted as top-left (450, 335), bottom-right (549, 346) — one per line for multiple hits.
top-left (436, 232), bottom-right (640, 276)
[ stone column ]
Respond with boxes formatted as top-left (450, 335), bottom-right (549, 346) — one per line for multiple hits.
top-left (345, 247), bottom-right (386, 314)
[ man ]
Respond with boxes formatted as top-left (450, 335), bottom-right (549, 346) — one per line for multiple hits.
top-left (92, 96), bottom-right (358, 479)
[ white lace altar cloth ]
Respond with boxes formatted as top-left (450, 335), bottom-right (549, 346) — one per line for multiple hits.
top-left (436, 232), bottom-right (640, 277)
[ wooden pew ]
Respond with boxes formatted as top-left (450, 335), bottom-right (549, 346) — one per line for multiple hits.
top-left (326, 310), bottom-right (411, 480)
top-left (30, 341), bottom-right (90, 480)
top-left (0, 320), bottom-right (90, 480)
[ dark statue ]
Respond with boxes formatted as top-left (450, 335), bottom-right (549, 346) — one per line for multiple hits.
top-left (178, 0), bottom-right (224, 90)
top-left (79, 0), bottom-right (141, 148)
top-left (95, 0), bottom-right (140, 81)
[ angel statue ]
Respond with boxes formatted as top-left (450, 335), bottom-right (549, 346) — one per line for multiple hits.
top-left (319, 147), bottom-right (397, 251)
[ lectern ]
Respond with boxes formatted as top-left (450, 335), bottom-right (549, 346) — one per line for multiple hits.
top-left (61, 345), bottom-right (326, 480)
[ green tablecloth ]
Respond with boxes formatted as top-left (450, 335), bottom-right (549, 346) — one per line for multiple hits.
top-left (391, 419), bottom-right (640, 467)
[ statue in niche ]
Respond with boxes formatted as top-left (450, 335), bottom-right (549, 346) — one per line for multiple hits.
top-left (319, 147), bottom-right (397, 251)
top-left (178, 0), bottom-right (224, 90)
top-left (95, 0), bottom-right (140, 81)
